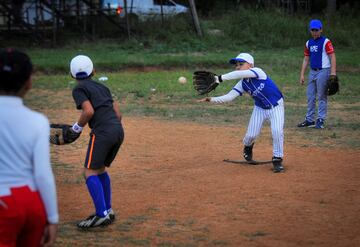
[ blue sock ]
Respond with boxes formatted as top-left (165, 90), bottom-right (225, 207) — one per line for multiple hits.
top-left (86, 175), bottom-right (107, 217)
top-left (98, 172), bottom-right (112, 211)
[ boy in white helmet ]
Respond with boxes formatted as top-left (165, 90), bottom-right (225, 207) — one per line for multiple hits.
top-left (198, 53), bottom-right (285, 173)
top-left (69, 55), bottom-right (124, 228)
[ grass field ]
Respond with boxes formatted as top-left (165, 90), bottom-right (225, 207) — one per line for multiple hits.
top-left (26, 62), bottom-right (360, 245)
top-left (16, 10), bottom-right (360, 245)
top-left (27, 47), bottom-right (360, 148)
top-left (21, 40), bottom-right (360, 247)
top-left (3, 5), bottom-right (360, 245)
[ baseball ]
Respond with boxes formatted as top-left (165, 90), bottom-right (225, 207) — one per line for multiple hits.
top-left (98, 76), bottom-right (108, 81)
top-left (178, 76), bottom-right (187, 84)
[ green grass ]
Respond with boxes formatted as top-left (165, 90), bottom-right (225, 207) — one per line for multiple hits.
top-left (16, 8), bottom-right (360, 246)
top-left (26, 45), bottom-right (360, 147)
top-left (19, 9), bottom-right (360, 149)
top-left (25, 46), bottom-right (360, 79)
top-left (26, 60), bottom-right (360, 149)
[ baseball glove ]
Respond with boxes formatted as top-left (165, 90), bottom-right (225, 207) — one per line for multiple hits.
top-left (50, 124), bottom-right (81, 145)
top-left (193, 71), bottom-right (220, 95)
top-left (327, 75), bottom-right (339, 96)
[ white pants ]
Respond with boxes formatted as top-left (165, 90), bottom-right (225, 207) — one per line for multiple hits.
top-left (243, 99), bottom-right (284, 158)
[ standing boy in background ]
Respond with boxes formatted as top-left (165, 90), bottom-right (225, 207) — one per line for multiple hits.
top-left (69, 55), bottom-right (124, 228)
top-left (298, 19), bottom-right (337, 129)
top-left (0, 48), bottom-right (58, 246)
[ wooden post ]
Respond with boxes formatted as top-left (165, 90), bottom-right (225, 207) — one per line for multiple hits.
top-left (326, 0), bottom-right (336, 24)
top-left (91, 0), bottom-right (95, 39)
top-left (188, 0), bottom-right (203, 37)
top-left (160, 0), bottom-right (164, 26)
top-left (51, 0), bottom-right (57, 46)
top-left (124, 0), bottom-right (131, 39)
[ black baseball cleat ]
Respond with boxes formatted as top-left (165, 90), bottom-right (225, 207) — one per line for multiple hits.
top-left (315, 118), bottom-right (325, 129)
top-left (81, 209), bottom-right (115, 225)
top-left (107, 209), bottom-right (115, 222)
top-left (77, 214), bottom-right (112, 229)
top-left (272, 157), bottom-right (284, 173)
top-left (243, 143), bottom-right (254, 161)
top-left (297, 120), bottom-right (315, 128)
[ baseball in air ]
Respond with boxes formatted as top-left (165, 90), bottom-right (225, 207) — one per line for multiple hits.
top-left (98, 76), bottom-right (108, 81)
top-left (178, 76), bottom-right (187, 84)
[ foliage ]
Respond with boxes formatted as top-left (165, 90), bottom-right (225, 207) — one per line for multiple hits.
top-left (3, 7), bottom-right (359, 54)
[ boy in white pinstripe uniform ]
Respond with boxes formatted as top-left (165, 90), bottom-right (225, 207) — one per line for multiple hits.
top-left (198, 53), bottom-right (285, 173)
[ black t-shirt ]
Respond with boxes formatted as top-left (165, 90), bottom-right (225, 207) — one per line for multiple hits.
top-left (72, 79), bottom-right (120, 131)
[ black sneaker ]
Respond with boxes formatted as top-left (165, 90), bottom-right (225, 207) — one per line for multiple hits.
top-left (108, 209), bottom-right (115, 222)
top-left (77, 214), bottom-right (112, 229)
top-left (83, 209), bottom-right (115, 224)
top-left (272, 157), bottom-right (284, 173)
top-left (297, 120), bottom-right (315, 128)
top-left (243, 143), bottom-right (254, 161)
top-left (315, 119), bottom-right (325, 129)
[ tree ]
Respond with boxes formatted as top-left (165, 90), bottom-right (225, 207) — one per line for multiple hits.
top-left (326, 0), bottom-right (337, 15)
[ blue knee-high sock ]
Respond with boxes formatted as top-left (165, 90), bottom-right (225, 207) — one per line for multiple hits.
top-left (86, 175), bottom-right (107, 217)
top-left (98, 172), bottom-right (111, 211)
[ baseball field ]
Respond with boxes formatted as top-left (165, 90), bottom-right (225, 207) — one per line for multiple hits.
top-left (23, 45), bottom-right (360, 246)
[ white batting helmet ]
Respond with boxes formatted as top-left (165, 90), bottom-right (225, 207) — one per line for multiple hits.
top-left (70, 55), bottom-right (93, 79)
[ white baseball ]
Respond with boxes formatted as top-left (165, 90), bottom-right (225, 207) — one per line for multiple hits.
top-left (99, 76), bottom-right (108, 81)
top-left (178, 76), bottom-right (187, 84)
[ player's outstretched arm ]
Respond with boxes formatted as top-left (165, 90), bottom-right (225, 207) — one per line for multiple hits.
top-left (197, 90), bottom-right (239, 104)
top-left (221, 69), bottom-right (258, 81)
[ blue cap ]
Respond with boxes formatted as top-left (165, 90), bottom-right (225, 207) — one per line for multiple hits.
top-left (309, 19), bottom-right (322, 30)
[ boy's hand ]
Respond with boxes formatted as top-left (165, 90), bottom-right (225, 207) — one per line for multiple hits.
top-left (299, 75), bottom-right (305, 85)
top-left (196, 97), bottom-right (211, 102)
top-left (41, 224), bottom-right (57, 247)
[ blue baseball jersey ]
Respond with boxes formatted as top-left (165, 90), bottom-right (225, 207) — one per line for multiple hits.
top-left (305, 36), bottom-right (334, 69)
top-left (232, 68), bottom-right (283, 109)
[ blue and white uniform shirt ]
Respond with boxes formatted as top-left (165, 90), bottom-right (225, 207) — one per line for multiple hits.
top-left (304, 36), bottom-right (334, 69)
top-left (233, 68), bottom-right (283, 109)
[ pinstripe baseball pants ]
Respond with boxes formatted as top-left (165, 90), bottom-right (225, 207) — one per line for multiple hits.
top-left (243, 99), bottom-right (284, 158)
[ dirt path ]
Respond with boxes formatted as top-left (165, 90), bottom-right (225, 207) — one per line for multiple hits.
top-left (53, 115), bottom-right (360, 247)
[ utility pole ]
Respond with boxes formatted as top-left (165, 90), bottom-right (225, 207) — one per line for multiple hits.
top-left (326, 0), bottom-right (336, 25)
top-left (326, 0), bottom-right (336, 16)
top-left (188, 0), bottom-right (202, 37)
top-left (124, 0), bottom-right (131, 39)
top-left (51, 0), bottom-right (57, 47)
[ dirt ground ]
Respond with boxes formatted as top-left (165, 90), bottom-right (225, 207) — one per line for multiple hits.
top-left (52, 112), bottom-right (360, 247)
